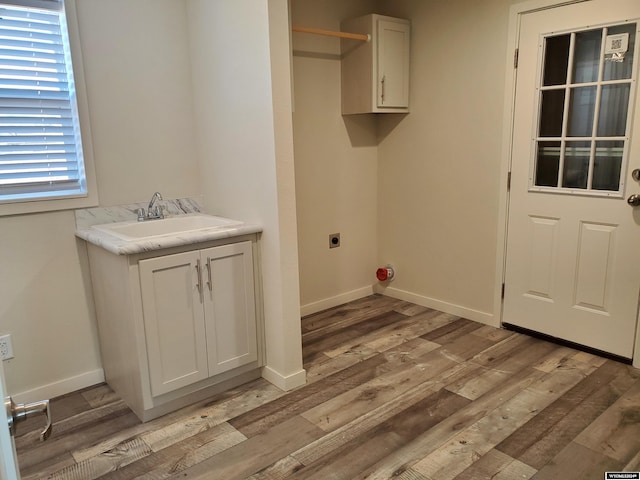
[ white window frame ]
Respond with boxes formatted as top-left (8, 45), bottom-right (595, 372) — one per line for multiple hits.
top-left (527, 22), bottom-right (638, 198)
top-left (0, 0), bottom-right (97, 216)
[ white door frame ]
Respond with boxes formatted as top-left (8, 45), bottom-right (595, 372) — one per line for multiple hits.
top-left (0, 360), bottom-right (20, 479)
top-left (494, 0), bottom-right (640, 368)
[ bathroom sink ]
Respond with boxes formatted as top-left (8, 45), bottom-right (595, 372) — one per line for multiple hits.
top-left (91, 213), bottom-right (243, 241)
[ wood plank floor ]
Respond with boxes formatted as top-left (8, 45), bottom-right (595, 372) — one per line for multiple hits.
top-left (15, 295), bottom-right (640, 479)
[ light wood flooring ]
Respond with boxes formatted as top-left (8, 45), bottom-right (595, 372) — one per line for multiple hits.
top-left (15, 295), bottom-right (640, 479)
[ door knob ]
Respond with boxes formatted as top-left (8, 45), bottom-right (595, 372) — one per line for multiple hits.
top-left (628, 194), bottom-right (640, 207)
top-left (5, 396), bottom-right (52, 441)
top-left (633, 169), bottom-right (640, 181)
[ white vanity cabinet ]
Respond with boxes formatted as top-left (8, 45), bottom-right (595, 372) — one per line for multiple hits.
top-left (341, 14), bottom-right (410, 114)
top-left (139, 241), bottom-right (258, 397)
top-left (86, 235), bottom-right (263, 422)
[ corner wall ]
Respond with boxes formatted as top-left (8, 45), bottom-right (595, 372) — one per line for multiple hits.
top-left (291, 0), bottom-right (380, 315)
top-left (374, 0), bottom-right (514, 325)
top-left (187, 0), bottom-right (305, 389)
top-left (292, 0), bottom-right (523, 325)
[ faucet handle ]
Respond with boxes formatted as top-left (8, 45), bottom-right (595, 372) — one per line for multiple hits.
top-left (137, 208), bottom-right (146, 222)
top-left (154, 205), bottom-right (165, 219)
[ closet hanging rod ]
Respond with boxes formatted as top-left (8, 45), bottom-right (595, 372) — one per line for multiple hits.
top-left (291, 25), bottom-right (370, 42)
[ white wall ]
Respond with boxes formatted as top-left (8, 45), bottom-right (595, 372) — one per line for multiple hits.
top-left (375, 0), bottom-right (512, 324)
top-left (0, 211), bottom-right (102, 400)
top-left (75, 0), bottom-right (200, 206)
top-left (1, 0), bottom-right (202, 400)
top-left (291, 0), bottom-right (380, 314)
top-left (187, 0), bottom-right (305, 389)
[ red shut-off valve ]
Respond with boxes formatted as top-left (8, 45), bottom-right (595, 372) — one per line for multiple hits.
top-left (376, 266), bottom-right (395, 282)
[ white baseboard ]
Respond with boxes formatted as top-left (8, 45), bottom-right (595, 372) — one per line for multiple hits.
top-left (261, 365), bottom-right (306, 391)
top-left (300, 286), bottom-right (374, 317)
top-left (10, 288), bottom-right (494, 403)
top-left (13, 368), bottom-right (105, 404)
top-left (376, 285), bottom-right (498, 327)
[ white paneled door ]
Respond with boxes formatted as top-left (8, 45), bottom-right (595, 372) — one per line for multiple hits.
top-left (504, 0), bottom-right (640, 358)
top-left (0, 361), bottom-right (20, 480)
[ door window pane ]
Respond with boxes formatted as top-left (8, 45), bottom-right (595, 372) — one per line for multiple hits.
top-left (563, 142), bottom-right (590, 189)
top-left (603, 23), bottom-right (636, 81)
top-left (573, 29), bottom-right (602, 83)
top-left (568, 87), bottom-right (596, 137)
top-left (593, 141), bottom-right (624, 191)
top-left (535, 141), bottom-right (561, 187)
top-left (544, 35), bottom-right (571, 86)
top-left (532, 23), bottom-right (634, 195)
top-left (539, 90), bottom-right (565, 137)
top-left (597, 84), bottom-right (630, 136)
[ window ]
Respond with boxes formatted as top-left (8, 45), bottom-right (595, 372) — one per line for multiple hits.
top-left (532, 22), bottom-right (637, 196)
top-left (0, 0), bottom-right (91, 206)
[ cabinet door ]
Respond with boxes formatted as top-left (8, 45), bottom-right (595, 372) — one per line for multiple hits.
top-left (377, 20), bottom-right (410, 108)
top-left (202, 242), bottom-right (258, 375)
top-left (139, 251), bottom-right (209, 396)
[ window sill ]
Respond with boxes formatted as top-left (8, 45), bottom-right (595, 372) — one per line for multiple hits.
top-left (0, 191), bottom-right (99, 217)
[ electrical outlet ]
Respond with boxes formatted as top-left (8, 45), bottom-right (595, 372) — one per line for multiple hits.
top-left (0, 334), bottom-right (14, 360)
top-left (329, 233), bottom-right (340, 249)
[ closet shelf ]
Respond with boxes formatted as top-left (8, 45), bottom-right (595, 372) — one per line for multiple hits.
top-left (291, 25), bottom-right (370, 42)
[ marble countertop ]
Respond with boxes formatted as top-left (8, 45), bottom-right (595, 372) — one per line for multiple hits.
top-left (75, 198), bottom-right (262, 255)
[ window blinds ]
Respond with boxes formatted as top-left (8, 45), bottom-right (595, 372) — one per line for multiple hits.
top-left (0, 0), bottom-right (87, 202)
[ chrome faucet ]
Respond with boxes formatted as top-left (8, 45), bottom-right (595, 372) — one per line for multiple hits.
top-left (137, 192), bottom-right (165, 221)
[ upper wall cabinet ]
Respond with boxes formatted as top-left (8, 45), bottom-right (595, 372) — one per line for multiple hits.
top-left (341, 14), bottom-right (411, 114)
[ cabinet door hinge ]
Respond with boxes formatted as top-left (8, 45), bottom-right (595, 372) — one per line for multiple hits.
top-left (507, 171), bottom-right (512, 191)
top-left (501, 283), bottom-right (506, 299)
top-left (514, 48), bottom-right (519, 69)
